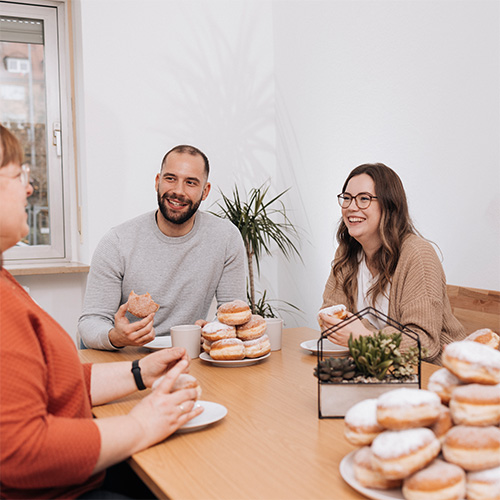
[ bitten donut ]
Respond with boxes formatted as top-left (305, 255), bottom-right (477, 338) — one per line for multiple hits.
top-left (465, 328), bottom-right (500, 350)
top-left (243, 335), bottom-right (271, 358)
top-left (427, 368), bottom-right (464, 405)
top-left (371, 428), bottom-right (441, 480)
top-left (376, 388), bottom-right (441, 430)
top-left (236, 314), bottom-right (267, 340)
top-left (217, 300), bottom-right (252, 326)
top-left (127, 290), bottom-right (159, 318)
top-left (344, 398), bottom-right (384, 446)
top-left (442, 341), bottom-right (500, 385)
top-left (442, 425), bottom-right (500, 471)
top-left (318, 304), bottom-right (348, 320)
top-left (466, 465), bottom-right (500, 500)
top-left (352, 446), bottom-right (402, 490)
top-left (449, 383), bottom-right (500, 426)
top-left (428, 404), bottom-right (453, 444)
top-left (209, 338), bottom-right (245, 360)
top-left (201, 321), bottom-right (236, 342)
top-left (402, 459), bottom-right (466, 500)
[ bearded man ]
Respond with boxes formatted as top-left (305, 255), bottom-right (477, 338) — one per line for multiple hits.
top-left (78, 146), bottom-right (246, 350)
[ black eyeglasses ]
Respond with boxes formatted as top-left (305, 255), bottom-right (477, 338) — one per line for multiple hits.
top-left (337, 192), bottom-right (378, 209)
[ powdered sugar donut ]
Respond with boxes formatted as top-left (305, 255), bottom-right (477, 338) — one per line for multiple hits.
top-left (236, 314), bottom-right (267, 340)
top-left (243, 334), bottom-right (271, 358)
top-left (201, 320), bottom-right (236, 342)
top-left (344, 398), bottom-right (384, 446)
top-left (442, 341), bottom-right (500, 385)
top-left (442, 425), bottom-right (500, 471)
top-left (202, 338), bottom-right (212, 353)
top-left (466, 465), bottom-right (500, 500)
top-left (428, 404), bottom-right (453, 444)
top-left (209, 338), bottom-right (245, 360)
top-left (465, 328), bottom-right (500, 350)
top-left (371, 428), bottom-right (441, 480)
top-left (402, 459), bottom-right (465, 500)
top-left (353, 446), bottom-right (402, 490)
top-left (376, 388), bottom-right (441, 430)
top-left (427, 368), bottom-right (464, 405)
top-left (318, 304), bottom-right (348, 320)
top-left (217, 300), bottom-right (252, 326)
top-left (449, 383), bottom-right (500, 426)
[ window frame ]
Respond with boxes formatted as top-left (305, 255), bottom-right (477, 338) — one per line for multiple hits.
top-left (1, 0), bottom-right (78, 266)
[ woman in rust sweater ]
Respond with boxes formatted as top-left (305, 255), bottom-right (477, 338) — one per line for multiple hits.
top-left (319, 163), bottom-right (465, 364)
top-left (0, 125), bottom-right (203, 499)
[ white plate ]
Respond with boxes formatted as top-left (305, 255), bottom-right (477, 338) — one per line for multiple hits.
top-left (300, 339), bottom-right (349, 356)
top-left (339, 450), bottom-right (403, 500)
top-left (176, 401), bottom-right (227, 433)
top-left (144, 336), bottom-right (172, 350)
top-left (199, 351), bottom-right (271, 367)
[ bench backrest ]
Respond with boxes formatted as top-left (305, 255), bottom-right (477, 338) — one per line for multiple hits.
top-left (447, 285), bottom-right (500, 335)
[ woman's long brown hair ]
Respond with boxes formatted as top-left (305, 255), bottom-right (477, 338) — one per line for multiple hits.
top-left (332, 163), bottom-right (418, 310)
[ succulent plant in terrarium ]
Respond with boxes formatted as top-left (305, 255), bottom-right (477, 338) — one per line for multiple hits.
top-left (314, 356), bottom-right (357, 382)
top-left (314, 331), bottom-right (422, 383)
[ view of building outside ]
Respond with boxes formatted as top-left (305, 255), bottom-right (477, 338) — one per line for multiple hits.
top-left (0, 17), bottom-right (50, 246)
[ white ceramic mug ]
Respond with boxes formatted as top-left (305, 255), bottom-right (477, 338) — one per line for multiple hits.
top-left (265, 318), bottom-right (283, 351)
top-left (170, 324), bottom-right (202, 359)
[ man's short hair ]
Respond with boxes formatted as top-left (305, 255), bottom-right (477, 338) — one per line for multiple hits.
top-left (160, 145), bottom-right (210, 179)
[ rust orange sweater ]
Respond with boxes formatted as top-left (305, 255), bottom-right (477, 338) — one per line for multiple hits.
top-left (0, 269), bottom-right (104, 499)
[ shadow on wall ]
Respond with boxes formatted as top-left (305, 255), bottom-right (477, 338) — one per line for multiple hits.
top-left (145, 2), bottom-right (276, 191)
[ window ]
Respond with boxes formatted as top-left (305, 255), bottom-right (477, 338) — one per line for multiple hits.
top-left (0, 0), bottom-right (74, 263)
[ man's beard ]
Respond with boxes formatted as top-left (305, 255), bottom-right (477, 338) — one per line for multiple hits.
top-left (157, 191), bottom-right (202, 225)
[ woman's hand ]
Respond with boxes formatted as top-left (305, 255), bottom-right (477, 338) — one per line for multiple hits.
top-left (128, 359), bottom-right (203, 448)
top-left (139, 347), bottom-right (190, 389)
top-left (318, 311), bottom-right (373, 346)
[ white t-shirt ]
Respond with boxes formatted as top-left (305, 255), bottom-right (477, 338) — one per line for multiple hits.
top-left (356, 255), bottom-right (390, 330)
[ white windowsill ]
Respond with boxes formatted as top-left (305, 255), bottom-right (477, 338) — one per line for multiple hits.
top-left (5, 262), bottom-right (90, 276)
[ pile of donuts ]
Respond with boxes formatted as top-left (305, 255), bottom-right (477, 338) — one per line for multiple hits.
top-left (201, 300), bottom-right (271, 360)
top-left (343, 328), bottom-right (500, 500)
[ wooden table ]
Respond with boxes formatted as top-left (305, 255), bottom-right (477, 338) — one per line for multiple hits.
top-left (79, 327), bottom-right (438, 500)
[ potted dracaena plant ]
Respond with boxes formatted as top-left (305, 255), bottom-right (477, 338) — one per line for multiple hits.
top-left (210, 182), bottom-right (302, 319)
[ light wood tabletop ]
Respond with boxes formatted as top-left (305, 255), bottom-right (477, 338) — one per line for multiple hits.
top-left (79, 327), bottom-right (439, 500)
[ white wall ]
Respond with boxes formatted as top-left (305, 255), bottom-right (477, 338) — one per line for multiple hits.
top-left (273, 0), bottom-right (500, 328)
top-left (40, 0), bottom-right (498, 340)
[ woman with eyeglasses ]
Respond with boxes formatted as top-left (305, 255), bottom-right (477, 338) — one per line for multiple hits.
top-left (0, 124), bottom-right (203, 499)
top-left (318, 163), bottom-right (466, 364)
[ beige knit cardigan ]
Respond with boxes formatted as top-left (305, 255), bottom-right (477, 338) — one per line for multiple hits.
top-left (321, 234), bottom-right (466, 364)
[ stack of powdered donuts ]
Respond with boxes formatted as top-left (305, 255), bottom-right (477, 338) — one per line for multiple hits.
top-left (201, 300), bottom-right (271, 360)
top-left (343, 328), bottom-right (500, 500)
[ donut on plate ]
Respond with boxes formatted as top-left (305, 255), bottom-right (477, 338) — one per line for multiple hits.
top-left (202, 338), bottom-right (212, 353)
top-left (442, 341), bottom-right (500, 385)
top-left (209, 338), bottom-right (245, 360)
top-left (376, 388), bottom-right (441, 430)
top-left (352, 446), bottom-right (402, 490)
top-left (236, 314), bottom-right (267, 340)
top-left (465, 328), bottom-right (500, 350)
top-left (371, 428), bottom-right (441, 480)
top-left (243, 334), bottom-right (271, 358)
top-left (127, 291), bottom-right (159, 318)
top-left (428, 404), bottom-right (453, 444)
top-left (442, 425), bottom-right (500, 471)
top-left (449, 383), bottom-right (500, 426)
top-left (466, 465), bottom-right (500, 500)
top-left (344, 398), bottom-right (384, 446)
top-left (402, 459), bottom-right (466, 500)
top-left (217, 300), bottom-right (252, 326)
top-left (201, 321), bottom-right (236, 342)
top-left (427, 368), bottom-right (464, 405)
